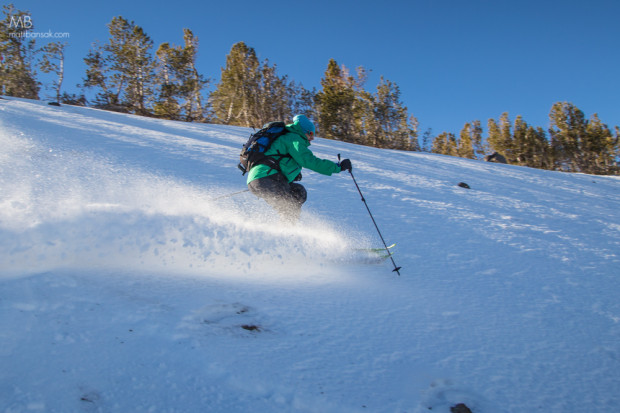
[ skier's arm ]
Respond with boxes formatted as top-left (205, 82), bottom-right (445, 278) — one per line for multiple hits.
top-left (287, 138), bottom-right (341, 176)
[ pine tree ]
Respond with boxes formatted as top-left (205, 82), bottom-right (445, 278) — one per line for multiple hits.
top-left (356, 88), bottom-right (379, 146)
top-left (487, 118), bottom-right (501, 156)
top-left (421, 128), bottom-right (434, 152)
top-left (287, 81), bottom-right (315, 121)
top-left (113, 17), bottom-right (154, 115)
top-left (488, 114), bottom-right (553, 168)
top-left (431, 132), bottom-right (457, 156)
top-left (447, 132), bottom-right (458, 156)
top-left (524, 125), bottom-right (551, 170)
top-left (211, 42), bottom-right (312, 127)
top-left (371, 76), bottom-right (418, 150)
top-left (83, 16), bottom-right (155, 114)
top-left (38, 42), bottom-right (66, 104)
top-left (153, 30), bottom-right (208, 121)
top-left (430, 132), bottom-right (447, 154)
top-left (512, 115), bottom-right (528, 164)
top-left (499, 112), bottom-right (514, 161)
top-left (510, 116), bottom-right (552, 169)
top-left (315, 59), bottom-right (360, 142)
top-left (316, 61), bottom-right (419, 149)
top-left (457, 123), bottom-right (475, 159)
top-left (547, 102), bottom-right (618, 174)
top-left (408, 115), bottom-right (421, 151)
top-left (0, 4), bottom-right (39, 98)
top-left (83, 44), bottom-right (115, 107)
top-left (179, 29), bottom-right (207, 121)
top-left (471, 120), bottom-right (485, 157)
top-left (210, 42), bottom-right (261, 126)
top-left (584, 114), bottom-right (618, 174)
top-left (153, 42), bottom-right (182, 119)
top-left (549, 102), bottom-right (588, 172)
top-left (487, 113), bottom-right (514, 161)
top-left (255, 60), bottom-right (289, 125)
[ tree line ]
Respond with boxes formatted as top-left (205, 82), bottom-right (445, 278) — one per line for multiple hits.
top-left (2, 4), bottom-right (618, 175)
top-left (426, 106), bottom-right (619, 175)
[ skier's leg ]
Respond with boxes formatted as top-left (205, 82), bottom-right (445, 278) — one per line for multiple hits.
top-left (283, 182), bottom-right (307, 223)
top-left (248, 174), bottom-right (306, 224)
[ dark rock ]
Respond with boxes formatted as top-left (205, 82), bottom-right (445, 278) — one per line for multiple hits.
top-left (484, 152), bottom-right (507, 164)
top-left (450, 403), bottom-right (472, 413)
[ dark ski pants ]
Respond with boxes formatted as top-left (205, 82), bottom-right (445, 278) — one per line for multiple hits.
top-left (248, 173), bottom-right (307, 224)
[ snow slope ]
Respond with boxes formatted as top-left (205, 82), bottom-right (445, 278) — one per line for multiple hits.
top-left (1, 98), bottom-right (619, 412)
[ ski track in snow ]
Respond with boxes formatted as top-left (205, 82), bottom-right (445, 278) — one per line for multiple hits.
top-left (1, 98), bottom-right (620, 412)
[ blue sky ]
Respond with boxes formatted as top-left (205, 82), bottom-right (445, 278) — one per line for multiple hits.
top-left (8, 0), bottom-right (620, 135)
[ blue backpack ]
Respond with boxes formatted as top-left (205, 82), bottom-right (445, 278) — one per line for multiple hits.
top-left (238, 121), bottom-right (290, 175)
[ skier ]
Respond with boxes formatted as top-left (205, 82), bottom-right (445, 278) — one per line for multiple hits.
top-left (246, 114), bottom-right (352, 223)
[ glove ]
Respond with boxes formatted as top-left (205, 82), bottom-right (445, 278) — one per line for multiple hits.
top-left (339, 158), bottom-right (352, 173)
top-left (293, 172), bottom-right (302, 182)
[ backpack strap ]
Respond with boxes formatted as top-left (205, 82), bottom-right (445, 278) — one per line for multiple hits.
top-left (256, 150), bottom-right (291, 175)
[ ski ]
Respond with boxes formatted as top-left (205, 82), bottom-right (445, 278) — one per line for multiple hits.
top-left (352, 244), bottom-right (396, 263)
top-left (357, 243), bottom-right (396, 254)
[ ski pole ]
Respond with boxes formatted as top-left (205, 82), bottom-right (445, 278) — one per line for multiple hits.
top-left (339, 154), bottom-right (402, 275)
top-left (210, 189), bottom-right (250, 201)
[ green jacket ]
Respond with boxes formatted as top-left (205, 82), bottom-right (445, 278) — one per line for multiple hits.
top-left (246, 123), bottom-right (342, 184)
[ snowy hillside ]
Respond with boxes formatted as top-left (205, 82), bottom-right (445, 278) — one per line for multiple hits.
top-left (1, 97), bottom-right (619, 413)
